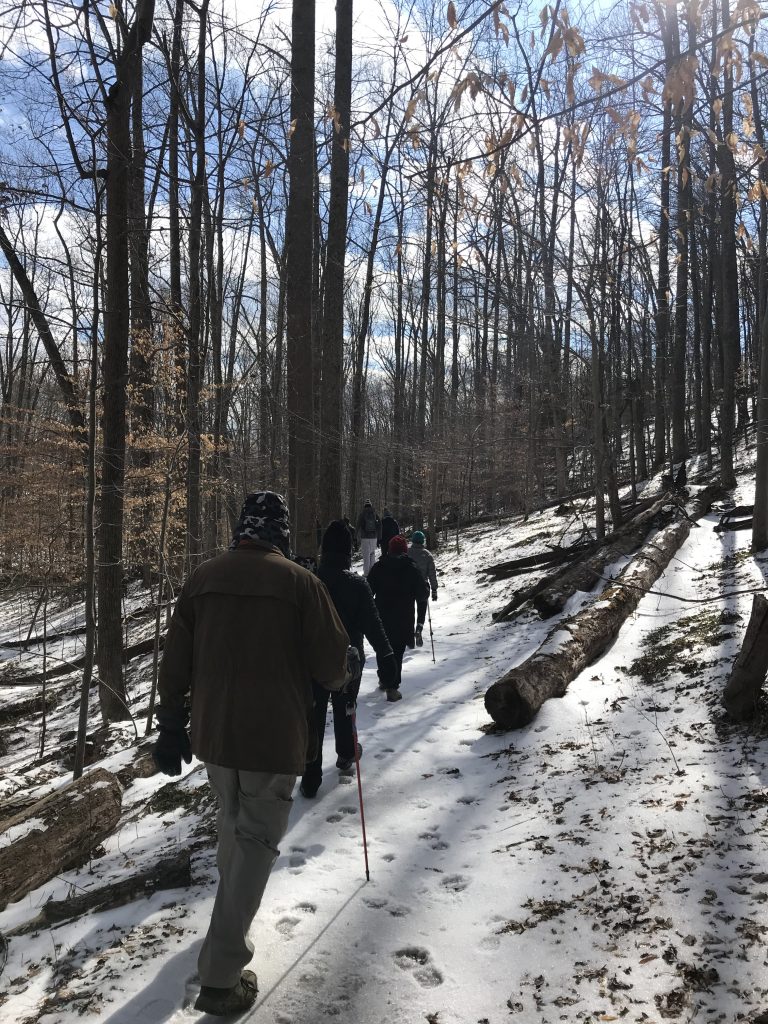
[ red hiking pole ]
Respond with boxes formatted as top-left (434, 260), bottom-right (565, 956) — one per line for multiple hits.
top-left (350, 708), bottom-right (370, 881)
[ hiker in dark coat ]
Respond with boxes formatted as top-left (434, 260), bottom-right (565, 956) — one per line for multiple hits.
top-left (154, 492), bottom-right (348, 1015)
top-left (408, 530), bottom-right (438, 647)
top-left (367, 534), bottom-right (429, 702)
top-left (357, 500), bottom-right (381, 575)
top-left (379, 508), bottom-right (400, 556)
top-left (343, 515), bottom-right (359, 552)
top-left (300, 521), bottom-right (397, 798)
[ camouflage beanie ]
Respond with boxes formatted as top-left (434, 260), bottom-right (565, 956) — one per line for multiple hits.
top-left (230, 491), bottom-right (291, 557)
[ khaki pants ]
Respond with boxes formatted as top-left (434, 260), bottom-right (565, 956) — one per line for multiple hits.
top-left (198, 766), bottom-right (296, 988)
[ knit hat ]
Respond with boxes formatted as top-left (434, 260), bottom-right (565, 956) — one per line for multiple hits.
top-left (388, 535), bottom-right (408, 556)
top-left (322, 519), bottom-right (353, 561)
top-left (411, 530), bottom-right (426, 545)
top-left (364, 499), bottom-right (373, 508)
top-left (230, 491), bottom-right (291, 557)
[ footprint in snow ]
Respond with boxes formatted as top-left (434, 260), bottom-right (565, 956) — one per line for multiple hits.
top-left (457, 795), bottom-right (478, 805)
top-left (364, 896), bottom-right (388, 910)
top-left (419, 830), bottom-right (450, 851)
top-left (339, 805), bottom-right (357, 815)
top-left (388, 903), bottom-right (410, 917)
top-left (326, 813), bottom-right (343, 823)
top-left (296, 902), bottom-right (316, 914)
top-left (393, 947), bottom-right (444, 988)
top-left (441, 874), bottom-right (468, 893)
top-left (381, 852), bottom-right (396, 862)
top-left (289, 848), bottom-right (306, 867)
top-left (276, 915), bottom-right (301, 937)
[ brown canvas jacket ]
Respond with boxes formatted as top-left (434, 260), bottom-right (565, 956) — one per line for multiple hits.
top-left (158, 540), bottom-right (349, 774)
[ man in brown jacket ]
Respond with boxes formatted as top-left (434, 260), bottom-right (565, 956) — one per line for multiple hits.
top-left (154, 491), bottom-right (349, 1016)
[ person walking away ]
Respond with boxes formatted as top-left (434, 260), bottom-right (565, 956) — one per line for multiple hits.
top-left (343, 515), bottom-right (359, 552)
top-left (300, 520), bottom-right (398, 798)
top-left (357, 500), bottom-right (381, 575)
top-left (367, 534), bottom-right (429, 701)
top-left (379, 508), bottom-right (400, 556)
top-left (408, 530), bottom-right (438, 647)
top-left (153, 491), bottom-right (349, 1016)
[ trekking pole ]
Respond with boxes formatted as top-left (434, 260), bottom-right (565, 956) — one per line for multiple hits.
top-left (350, 708), bottom-right (370, 881)
top-left (426, 601), bottom-right (436, 664)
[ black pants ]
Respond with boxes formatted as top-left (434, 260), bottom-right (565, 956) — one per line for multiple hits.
top-left (303, 679), bottom-right (358, 785)
top-left (378, 642), bottom-right (405, 690)
top-left (416, 598), bottom-right (428, 628)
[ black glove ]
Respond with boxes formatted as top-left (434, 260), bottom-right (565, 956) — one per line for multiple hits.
top-left (431, 590), bottom-right (438, 601)
top-left (153, 707), bottom-right (192, 777)
top-left (377, 652), bottom-right (398, 690)
top-left (344, 646), bottom-right (362, 689)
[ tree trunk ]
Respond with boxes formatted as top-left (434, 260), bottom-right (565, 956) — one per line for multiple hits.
top-left (98, 0), bottom-right (156, 723)
top-left (722, 594), bottom-right (768, 720)
top-left (485, 487), bottom-right (717, 729)
top-left (6, 849), bottom-right (192, 937)
top-left (285, 0), bottom-right (317, 555)
top-left (0, 768), bottom-right (122, 909)
top-left (533, 494), bottom-right (673, 618)
top-left (318, 0), bottom-right (353, 527)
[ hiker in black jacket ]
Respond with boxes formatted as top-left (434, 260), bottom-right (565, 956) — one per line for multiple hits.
top-left (300, 521), bottom-right (397, 798)
top-left (367, 535), bottom-right (429, 702)
top-left (379, 509), bottom-right (400, 556)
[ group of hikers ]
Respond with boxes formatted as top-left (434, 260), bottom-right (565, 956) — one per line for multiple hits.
top-left (152, 491), bottom-right (440, 1016)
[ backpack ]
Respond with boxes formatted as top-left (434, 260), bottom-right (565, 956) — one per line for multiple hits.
top-left (363, 508), bottom-right (377, 533)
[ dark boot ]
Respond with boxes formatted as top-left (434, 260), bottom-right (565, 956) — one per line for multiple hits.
top-left (415, 626), bottom-right (423, 647)
top-left (336, 743), bottom-right (362, 773)
top-left (195, 970), bottom-right (258, 1016)
top-left (300, 775), bottom-right (322, 798)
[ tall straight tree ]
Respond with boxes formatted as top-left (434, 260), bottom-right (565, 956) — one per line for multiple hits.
top-left (285, 0), bottom-right (317, 554)
top-left (318, 0), bottom-right (353, 527)
top-left (98, 0), bottom-right (156, 723)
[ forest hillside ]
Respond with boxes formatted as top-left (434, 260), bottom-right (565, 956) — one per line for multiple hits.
top-left (0, 443), bottom-right (767, 1023)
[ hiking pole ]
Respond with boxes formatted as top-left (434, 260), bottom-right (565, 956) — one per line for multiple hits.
top-left (350, 707), bottom-right (370, 881)
top-left (426, 601), bottom-right (436, 664)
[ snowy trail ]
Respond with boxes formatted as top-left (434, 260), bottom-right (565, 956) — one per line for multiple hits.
top-left (3, 488), bottom-right (768, 1023)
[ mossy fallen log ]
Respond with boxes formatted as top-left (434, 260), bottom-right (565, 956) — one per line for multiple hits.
top-left (0, 767), bottom-right (122, 909)
top-left (485, 487), bottom-right (718, 729)
top-left (6, 850), bottom-right (191, 936)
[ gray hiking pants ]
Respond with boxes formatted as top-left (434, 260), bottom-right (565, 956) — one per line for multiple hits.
top-left (198, 766), bottom-right (296, 988)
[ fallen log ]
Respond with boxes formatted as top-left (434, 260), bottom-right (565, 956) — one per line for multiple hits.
top-left (480, 546), bottom-right (587, 580)
top-left (0, 633), bottom-right (163, 686)
top-left (532, 494), bottom-right (672, 618)
top-left (0, 687), bottom-right (65, 727)
top-left (491, 494), bottom-right (674, 622)
top-left (485, 487), bottom-right (718, 729)
top-left (722, 594), bottom-right (768, 721)
top-left (0, 767), bottom-right (122, 909)
top-left (6, 849), bottom-right (191, 936)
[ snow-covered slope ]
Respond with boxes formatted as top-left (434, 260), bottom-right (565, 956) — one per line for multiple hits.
top-left (1, 469), bottom-right (767, 1023)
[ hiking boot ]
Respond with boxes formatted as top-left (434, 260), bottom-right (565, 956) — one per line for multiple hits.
top-left (385, 688), bottom-right (402, 702)
top-left (336, 744), bottom-right (362, 773)
top-left (195, 970), bottom-right (258, 1015)
top-left (415, 626), bottom-right (423, 647)
top-left (300, 776), bottom-right (321, 798)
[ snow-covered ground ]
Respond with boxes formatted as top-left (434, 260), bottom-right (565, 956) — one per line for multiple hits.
top-left (1, 462), bottom-right (768, 1023)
